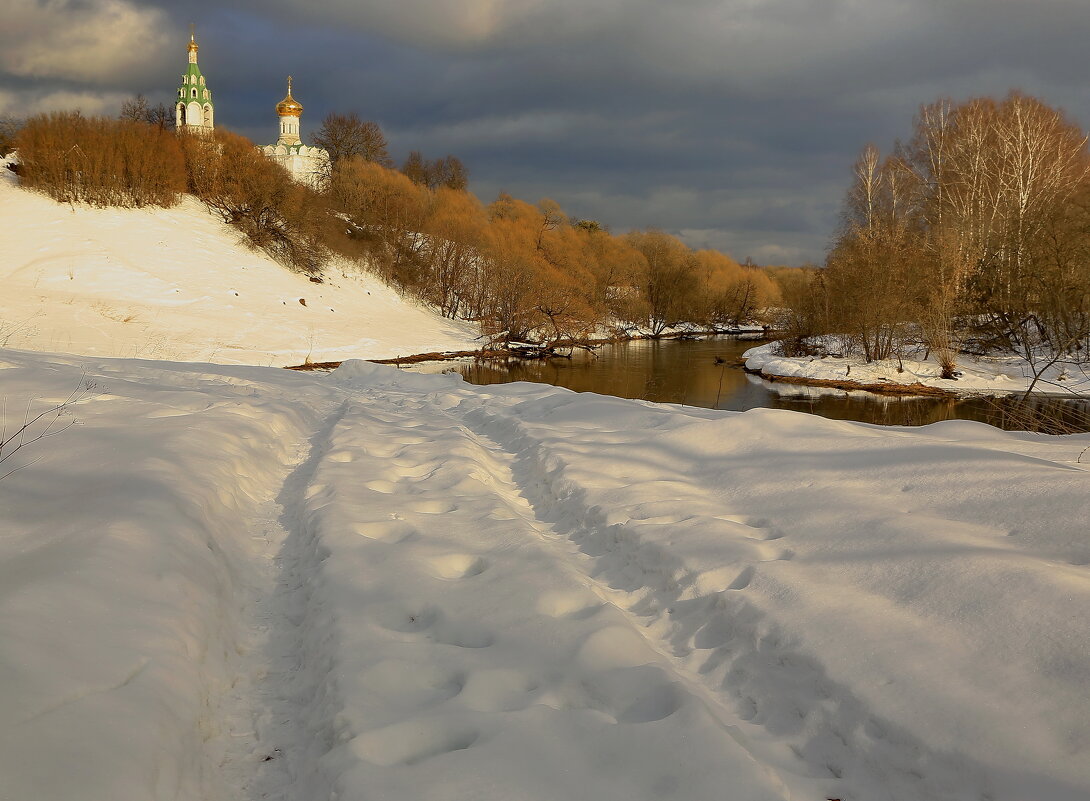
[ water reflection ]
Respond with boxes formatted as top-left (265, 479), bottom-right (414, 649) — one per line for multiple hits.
top-left (412, 337), bottom-right (1090, 431)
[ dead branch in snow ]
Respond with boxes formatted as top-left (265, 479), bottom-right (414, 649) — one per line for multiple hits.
top-left (0, 375), bottom-right (99, 482)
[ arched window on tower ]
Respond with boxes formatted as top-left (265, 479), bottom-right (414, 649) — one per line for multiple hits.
top-left (191, 88), bottom-right (197, 98)
top-left (178, 104), bottom-right (186, 125)
top-left (203, 105), bottom-right (212, 127)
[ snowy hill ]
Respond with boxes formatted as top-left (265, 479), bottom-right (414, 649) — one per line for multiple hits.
top-left (0, 162), bottom-right (479, 365)
top-left (2, 348), bottom-right (1088, 801)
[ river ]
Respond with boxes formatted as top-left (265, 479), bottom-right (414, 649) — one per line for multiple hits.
top-left (410, 337), bottom-right (1090, 431)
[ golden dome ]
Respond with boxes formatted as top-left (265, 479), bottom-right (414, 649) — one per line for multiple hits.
top-left (276, 76), bottom-right (303, 117)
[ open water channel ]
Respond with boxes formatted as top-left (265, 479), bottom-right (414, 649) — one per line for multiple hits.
top-left (411, 336), bottom-right (1090, 431)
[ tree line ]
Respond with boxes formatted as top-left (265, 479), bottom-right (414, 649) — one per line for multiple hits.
top-left (785, 91), bottom-right (1090, 385)
top-left (7, 108), bottom-right (781, 345)
top-left (326, 158), bottom-right (778, 344)
top-left (310, 112), bottom-right (468, 191)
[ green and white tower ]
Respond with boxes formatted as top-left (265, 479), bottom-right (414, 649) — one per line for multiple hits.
top-left (175, 27), bottom-right (214, 132)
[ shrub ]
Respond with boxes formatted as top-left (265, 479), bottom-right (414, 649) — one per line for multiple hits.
top-left (16, 112), bottom-right (185, 207)
top-left (179, 129), bottom-right (329, 275)
top-left (328, 157), bottom-right (428, 284)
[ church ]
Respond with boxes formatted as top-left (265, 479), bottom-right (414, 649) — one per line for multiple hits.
top-left (260, 77), bottom-right (331, 190)
top-left (175, 30), bottom-right (329, 188)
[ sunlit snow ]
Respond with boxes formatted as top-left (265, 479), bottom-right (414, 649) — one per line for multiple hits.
top-left (1, 350), bottom-right (1087, 801)
top-left (0, 160), bottom-right (479, 365)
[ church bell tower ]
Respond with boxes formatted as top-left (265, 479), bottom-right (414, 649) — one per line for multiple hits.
top-left (176, 26), bottom-right (214, 132)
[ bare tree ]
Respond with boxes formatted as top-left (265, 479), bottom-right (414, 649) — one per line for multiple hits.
top-left (428, 155), bottom-right (468, 190)
top-left (147, 102), bottom-right (176, 132)
top-left (402, 151), bottom-right (469, 190)
top-left (626, 230), bottom-right (700, 336)
top-left (313, 113), bottom-right (392, 166)
top-left (479, 214), bottom-right (548, 344)
top-left (804, 91), bottom-right (1090, 385)
top-left (908, 94), bottom-right (1089, 356)
top-left (401, 150), bottom-right (427, 185)
top-left (825, 145), bottom-right (923, 362)
top-left (418, 188), bottom-right (488, 317)
top-left (329, 157), bottom-right (428, 283)
top-left (119, 95), bottom-right (174, 131)
top-left (0, 117), bottom-right (21, 157)
top-left (119, 94), bottom-right (152, 123)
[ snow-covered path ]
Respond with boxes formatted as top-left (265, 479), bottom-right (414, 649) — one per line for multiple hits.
top-left (215, 402), bottom-right (353, 801)
top-left (1, 350), bottom-right (1088, 801)
top-left (283, 384), bottom-right (790, 800)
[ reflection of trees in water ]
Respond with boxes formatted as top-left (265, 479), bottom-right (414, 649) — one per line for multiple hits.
top-left (971, 397), bottom-right (1090, 434)
top-left (452, 339), bottom-right (1090, 432)
top-left (769, 393), bottom-right (960, 427)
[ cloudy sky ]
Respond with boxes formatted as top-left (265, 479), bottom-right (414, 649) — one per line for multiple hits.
top-left (5, 0), bottom-right (1090, 264)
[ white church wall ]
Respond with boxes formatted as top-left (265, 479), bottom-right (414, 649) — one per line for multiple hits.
top-left (261, 144), bottom-right (330, 190)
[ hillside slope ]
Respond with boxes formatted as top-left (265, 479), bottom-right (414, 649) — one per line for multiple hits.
top-left (0, 161), bottom-right (479, 365)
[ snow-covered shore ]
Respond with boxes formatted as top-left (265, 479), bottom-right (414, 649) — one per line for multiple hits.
top-left (2, 348), bottom-right (1088, 801)
top-left (744, 340), bottom-right (1090, 398)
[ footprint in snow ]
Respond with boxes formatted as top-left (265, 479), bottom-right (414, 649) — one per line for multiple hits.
top-left (535, 590), bottom-right (604, 620)
top-left (351, 719), bottom-right (479, 767)
top-left (428, 553), bottom-right (489, 580)
top-left (353, 520), bottom-right (418, 543)
top-left (728, 566), bottom-right (755, 590)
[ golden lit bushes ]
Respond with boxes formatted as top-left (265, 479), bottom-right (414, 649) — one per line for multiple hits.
top-left (16, 112), bottom-right (185, 208)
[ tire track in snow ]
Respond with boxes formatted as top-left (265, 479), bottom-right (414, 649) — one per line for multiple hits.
top-left (217, 400), bottom-right (351, 801)
top-left (291, 387), bottom-right (792, 800)
top-left (408, 393), bottom-right (793, 794)
top-left (419, 401), bottom-right (803, 792)
top-left (211, 376), bottom-right (991, 801)
top-left (456, 395), bottom-right (993, 801)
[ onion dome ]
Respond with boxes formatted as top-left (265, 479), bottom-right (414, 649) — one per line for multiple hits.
top-left (276, 76), bottom-right (303, 117)
top-left (187, 25), bottom-right (199, 64)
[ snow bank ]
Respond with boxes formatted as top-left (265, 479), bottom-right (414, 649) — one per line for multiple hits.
top-left (0, 166), bottom-right (479, 365)
top-left (2, 348), bottom-right (1088, 801)
top-left (0, 351), bottom-right (336, 800)
top-left (745, 340), bottom-right (1090, 397)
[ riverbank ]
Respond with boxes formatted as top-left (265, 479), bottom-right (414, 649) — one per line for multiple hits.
top-left (286, 326), bottom-right (769, 371)
top-left (743, 341), bottom-right (1090, 399)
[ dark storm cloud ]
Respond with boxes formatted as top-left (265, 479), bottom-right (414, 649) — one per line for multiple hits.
top-left (5, 0), bottom-right (1090, 263)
